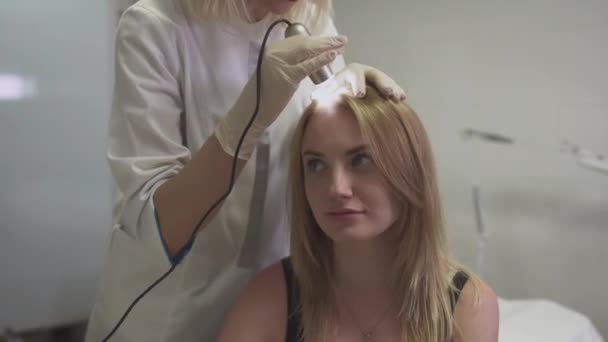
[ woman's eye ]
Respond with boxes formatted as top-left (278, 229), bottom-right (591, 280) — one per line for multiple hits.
top-left (351, 153), bottom-right (372, 168)
top-left (305, 159), bottom-right (325, 172)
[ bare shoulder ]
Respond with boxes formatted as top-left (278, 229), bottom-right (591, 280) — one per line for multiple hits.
top-left (451, 277), bottom-right (499, 342)
top-left (216, 262), bottom-right (287, 342)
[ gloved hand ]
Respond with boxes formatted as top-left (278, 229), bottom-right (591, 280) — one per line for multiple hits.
top-left (314, 63), bottom-right (407, 102)
top-left (215, 34), bottom-right (347, 160)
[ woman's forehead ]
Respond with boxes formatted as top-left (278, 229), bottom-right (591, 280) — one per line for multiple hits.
top-left (301, 107), bottom-right (363, 151)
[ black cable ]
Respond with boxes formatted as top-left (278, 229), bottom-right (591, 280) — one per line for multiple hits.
top-left (101, 18), bottom-right (291, 342)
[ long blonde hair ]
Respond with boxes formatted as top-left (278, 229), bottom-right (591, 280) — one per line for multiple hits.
top-left (181, 0), bottom-right (332, 34)
top-left (288, 86), bottom-right (477, 341)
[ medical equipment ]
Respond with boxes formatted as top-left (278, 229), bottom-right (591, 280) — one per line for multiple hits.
top-left (461, 127), bottom-right (514, 276)
top-left (471, 185), bottom-right (487, 276)
top-left (461, 128), bottom-right (514, 145)
top-left (561, 140), bottom-right (608, 175)
top-left (284, 23), bottom-right (334, 85)
top-left (101, 20), bottom-right (333, 341)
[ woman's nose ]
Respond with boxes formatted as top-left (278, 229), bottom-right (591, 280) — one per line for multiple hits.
top-left (328, 167), bottom-right (353, 198)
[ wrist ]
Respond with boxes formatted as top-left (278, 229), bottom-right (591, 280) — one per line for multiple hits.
top-left (214, 117), bottom-right (265, 160)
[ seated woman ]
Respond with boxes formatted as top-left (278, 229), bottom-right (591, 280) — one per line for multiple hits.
top-left (216, 84), bottom-right (499, 342)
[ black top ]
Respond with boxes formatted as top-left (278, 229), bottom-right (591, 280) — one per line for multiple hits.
top-left (280, 257), bottom-right (470, 342)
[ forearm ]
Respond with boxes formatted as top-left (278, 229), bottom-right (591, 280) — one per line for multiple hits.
top-left (153, 133), bottom-right (248, 257)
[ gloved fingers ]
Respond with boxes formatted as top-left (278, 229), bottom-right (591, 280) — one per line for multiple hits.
top-left (362, 65), bottom-right (406, 101)
top-left (305, 35), bottom-right (348, 53)
top-left (290, 35), bottom-right (347, 63)
top-left (294, 49), bottom-right (341, 80)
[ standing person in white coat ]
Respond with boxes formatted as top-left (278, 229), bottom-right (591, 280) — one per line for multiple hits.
top-left (85, 0), bottom-right (406, 341)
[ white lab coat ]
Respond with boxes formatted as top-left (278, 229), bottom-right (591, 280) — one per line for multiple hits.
top-left (85, 0), bottom-right (344, 341)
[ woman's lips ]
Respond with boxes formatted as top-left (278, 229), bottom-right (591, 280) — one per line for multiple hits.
top-left (327, 209), bottom-right (365, 217)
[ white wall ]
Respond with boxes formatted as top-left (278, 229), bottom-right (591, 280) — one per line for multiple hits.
top-left (334, 0), bottom-right (608, 337)
top-left (0, 0), bottom-right (114, 333)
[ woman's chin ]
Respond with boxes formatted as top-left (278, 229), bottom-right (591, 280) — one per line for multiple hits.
top-left (269, 0), bottom-right (298, 15)
top-left (323, 226), bottom-right (383, 243)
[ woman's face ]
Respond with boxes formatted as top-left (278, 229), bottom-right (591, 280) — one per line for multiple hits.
top-left (301, 106), bottom-right (401, 243)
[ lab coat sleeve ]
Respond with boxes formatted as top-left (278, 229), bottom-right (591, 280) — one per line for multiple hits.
top-left (107, 5), bottom-right (187, 266)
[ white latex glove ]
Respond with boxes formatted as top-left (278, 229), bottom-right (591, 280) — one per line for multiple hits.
top-left (314, 63), bottom-right (406, 102)
top-left (215, 34), bottom-right (347, 160)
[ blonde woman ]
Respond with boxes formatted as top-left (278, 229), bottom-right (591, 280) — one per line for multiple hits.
top-left (217, 85), bottom-right (499, 342)
top-left (85, 0), bottom-right (406, 340)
